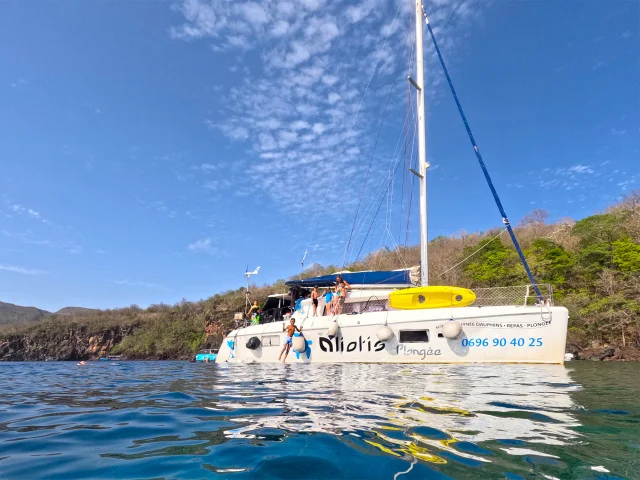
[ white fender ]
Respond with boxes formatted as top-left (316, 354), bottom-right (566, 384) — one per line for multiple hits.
top-left (377, 326), bottom-right (394, 342)
top-left (292, 336), bottom-right (307, 353)
top-left (442, 321), bottom-right (462, 339)
top-left (328, 321), bottom-right (339, 338)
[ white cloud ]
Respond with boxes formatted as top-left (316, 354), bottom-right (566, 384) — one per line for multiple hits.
top-left (271, 20), bottom-right (289, 36)
top-left (346, 0), bottom-right (378, 24)
top-left (611, 128), bottom-right (627, 136)
top-left (291, 120), bottom-right (310, 130)
top-left (239, 2), bottom-right (270, 26)
top-left (327, 92), bottom-right (341, 104)
top-left (322, 74), bottom-right (339, 86)
top-left (188, 238), bottom-right (215, 253)
top-left (7, 202), bottom-right (50, 224)
top-left (0, 264), bottom-right (47, 275)
top-left (195, 163), bottom-right (218, 171)
top-left (567, 165), bottom-right (594, 174)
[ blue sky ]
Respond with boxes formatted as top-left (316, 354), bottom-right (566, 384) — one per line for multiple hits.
top-left (0, 0), bottom-right (638, 311)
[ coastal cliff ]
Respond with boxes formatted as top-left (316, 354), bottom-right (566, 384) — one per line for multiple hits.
top-left (0, 324), bottom-right (135, 361)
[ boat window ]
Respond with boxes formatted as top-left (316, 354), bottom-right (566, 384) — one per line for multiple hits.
top-left (342, 299), bottom-right (389, 314)
top-left (262, 335), bottom-right (280, 347)
top-left (399, 330), bottom-right (429, 343)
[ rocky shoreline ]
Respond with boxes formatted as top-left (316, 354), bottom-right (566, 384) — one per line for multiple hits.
top-left (566, 344), bottom-right (640, 362)
top-left (0, 325), bottom-right (136, 362)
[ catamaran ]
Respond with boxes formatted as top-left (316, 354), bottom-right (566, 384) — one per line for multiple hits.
top-left (215, 1), bottom-right (569, 365)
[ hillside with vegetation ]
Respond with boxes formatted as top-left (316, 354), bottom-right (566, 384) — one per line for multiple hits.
top-left (0, 301), bottom-right (50, 326)
top-left (1, 193), bottom-right (638, 361)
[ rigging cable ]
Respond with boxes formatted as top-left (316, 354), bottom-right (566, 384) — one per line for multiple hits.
top-left (420, 4), bottom-right (543, 300)
top-left (345, 71), bottom-right (417, 265)
top-left (342, 26), bottom-right (411, 268)
top-left (354, 108), bottom-right (418, 263)
top-left (436, 228), bottom-right (507, 278)
top-left (302, 2), bottom-right (403, 267)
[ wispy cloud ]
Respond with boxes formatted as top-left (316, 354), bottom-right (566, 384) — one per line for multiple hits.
top-left (0, 264), bottom-right (48, 275)
top-left (192, 163), bottom-right (218, 172)
top-left (188, 237), bottom-right (216, 253)
top-left (6, 203), bottom-right (50, 224)
top-left (567, 164), bottom-right (594, 174)
top-left (611, 128), bottom-right (627, 136)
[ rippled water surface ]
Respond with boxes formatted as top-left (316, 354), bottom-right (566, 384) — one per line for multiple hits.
top-left (1, 362), bottom-right (638, 479)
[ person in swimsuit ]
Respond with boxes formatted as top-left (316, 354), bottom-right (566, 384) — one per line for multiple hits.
top-left (311, 287), bottom-right (320, 317)
top-left (323, 287), bottom-right (334, 315)
top-left (336, 275), bottom-right (351, 290)
top-left (278, 318), bottom-right (303, 363)
top-left (247, 300), bottom-right (260, 320)
top-left (335, 276), bottom-right (350, 314)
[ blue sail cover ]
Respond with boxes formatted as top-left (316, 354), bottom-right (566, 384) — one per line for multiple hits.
top-left (286, 269), bottom-right (413, 288)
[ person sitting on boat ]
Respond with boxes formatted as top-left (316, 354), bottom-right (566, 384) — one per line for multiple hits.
top-left (323, 287), bottom-right (334, 315)
top-left (278, 318), bottom-right (303, 364)
top-left (335, 274), bottom-right (351, 290)
top-left (311, 287), bottom-right (320, 317)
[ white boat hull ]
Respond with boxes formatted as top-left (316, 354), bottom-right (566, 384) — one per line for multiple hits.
top-left (216, 305), bottom-right (568, 365)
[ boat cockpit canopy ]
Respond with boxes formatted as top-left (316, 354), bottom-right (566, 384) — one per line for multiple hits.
top-left (285, 269), bottom-right (416, 289)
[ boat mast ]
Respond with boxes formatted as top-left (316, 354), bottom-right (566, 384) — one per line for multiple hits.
top-left (414, 0), bottom-right (429, 286)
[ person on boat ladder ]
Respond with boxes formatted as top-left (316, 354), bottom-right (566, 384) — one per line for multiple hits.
top-left (278, 318), bottom-right (303, 364)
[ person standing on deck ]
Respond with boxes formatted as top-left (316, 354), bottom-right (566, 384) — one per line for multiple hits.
top-left (247, 300), bottom-right (260, 324)
top-left (323, 287), bottom-right (334, 315)
top-left (335, 275), bottom-right (351, 314)
top-left (311, 287), bottom-right (320, 317)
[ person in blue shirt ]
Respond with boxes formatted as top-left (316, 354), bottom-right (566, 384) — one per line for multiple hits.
top-left (323, 287), bottom-right (334, 315)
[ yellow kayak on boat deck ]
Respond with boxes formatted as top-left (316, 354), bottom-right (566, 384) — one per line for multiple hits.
top-left (388, 286), bottom-right (476, 310)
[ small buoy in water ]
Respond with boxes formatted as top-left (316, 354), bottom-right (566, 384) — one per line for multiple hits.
top-left (376, 326), bottom-right (394, 342)
top-left (442, 321), bottom-right (462, 339)
top-left (328, 321), bottom-right (339, 339)
top-left (564, 353), bottom-right (574, 361)
top-left (77, 361), bottom-right (88, 366)
top-left (292, 336), bottom-right (307, 353)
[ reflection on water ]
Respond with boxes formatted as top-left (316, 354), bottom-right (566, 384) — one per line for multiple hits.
top-left (0, 362), bottom-right (638, 479)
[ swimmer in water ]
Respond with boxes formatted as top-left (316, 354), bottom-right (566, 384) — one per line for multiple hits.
top-left (77, 361), bottom-right (88, 366)
top-left (278, 318), bottom-right (303, 364)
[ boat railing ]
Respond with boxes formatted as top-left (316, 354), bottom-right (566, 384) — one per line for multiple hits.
top-left (472, 284), bottom-right (554, 307)
top-left (233, 307), bottom-right (289, 328)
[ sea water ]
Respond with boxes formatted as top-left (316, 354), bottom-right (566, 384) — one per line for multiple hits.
top-left (0, 362), bottom-right (638, 479)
